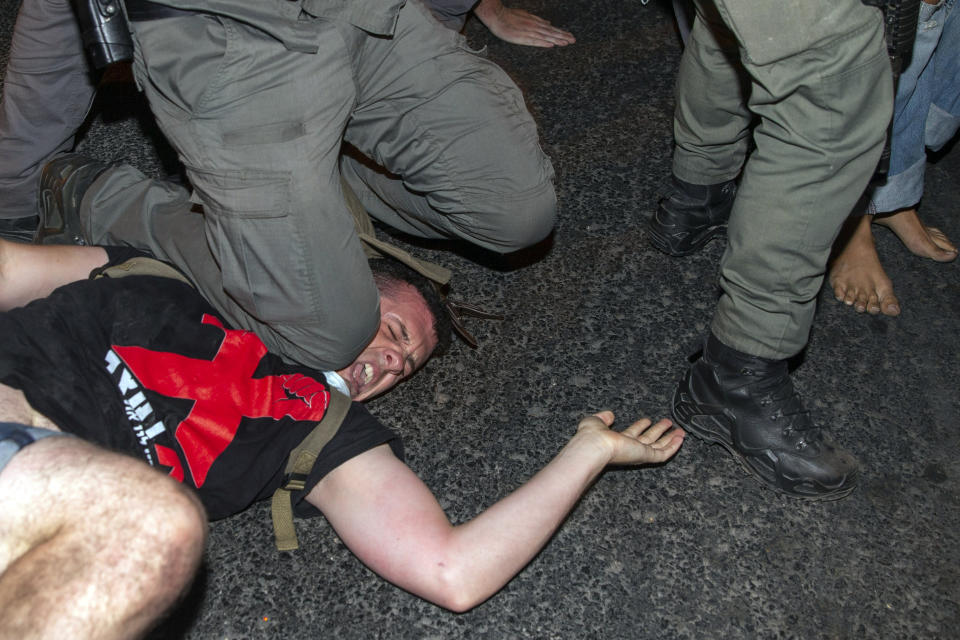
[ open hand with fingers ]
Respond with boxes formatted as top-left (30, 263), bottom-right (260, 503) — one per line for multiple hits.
top-left (576, 411), bottom-right (685, 466)
top-left (474, 0), bottom-right (576, 48)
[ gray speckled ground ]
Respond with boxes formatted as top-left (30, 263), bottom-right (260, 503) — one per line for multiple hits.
top-left (3, 1), bottom-right (959, 638)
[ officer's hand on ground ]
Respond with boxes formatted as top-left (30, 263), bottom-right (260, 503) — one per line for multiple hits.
top-left (474, 0), bottom-right (576, 48)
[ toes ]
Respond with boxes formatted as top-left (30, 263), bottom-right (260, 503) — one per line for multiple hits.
top-left (934, 250), bottom-right (957, 263)
top-left (925, 226), bottom-right (958, 253)
top-left (832, 281), bottom-right (847, 303)
top-left (852, 289), bottom-right (871, 313)
top-left (923, 227), bottom-right (959, 262)
top-left (836, 285), bottom-right (866, 311)
top-left (841, 286), bottom-right (857, 306)
top-left (895, 225), bottom-right (960, 261)
top-left (879, 291), bottom-right (901, 317)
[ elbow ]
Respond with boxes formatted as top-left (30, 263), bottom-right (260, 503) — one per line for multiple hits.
top-left (433, 588), bottom-right (482, 614)
top-left (446, 601), bottom-right (478, 614)
top-left (427, 563), bottom-right (490, 613)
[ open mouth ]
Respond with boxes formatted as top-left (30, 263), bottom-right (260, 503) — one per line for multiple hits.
top-left (351, 362), bottom-right (374, 394)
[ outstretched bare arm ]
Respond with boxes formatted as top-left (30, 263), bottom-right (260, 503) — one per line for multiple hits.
top-left (0, 238), bottom-right (107, 311)
top-left (308, 411), bottom-right (683, 611)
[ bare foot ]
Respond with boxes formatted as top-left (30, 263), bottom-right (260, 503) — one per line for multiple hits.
top-left (874, 208), bottom-right (958, 262)
top-left (829, 215), bottom-right (901, 316)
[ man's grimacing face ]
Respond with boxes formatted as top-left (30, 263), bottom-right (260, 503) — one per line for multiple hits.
top-left (336, 283), bottom-right (438, 401)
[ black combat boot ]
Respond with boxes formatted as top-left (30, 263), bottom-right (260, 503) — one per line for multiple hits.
top-left (648, 175), bottom-right (736, 256)
top-left (35, 153), bottom-right (112, 245)
top-left (672, 333), bottom-right (859, 499)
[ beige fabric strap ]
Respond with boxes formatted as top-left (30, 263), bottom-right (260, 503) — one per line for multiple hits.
top-left (93, 256), bottom-right (194, 288)
top-left (271, 389), bottom-right (352, 551)
top-left (359, 232), bottom-right (451, 285)
top-left (341, 176), bottom-right (451, 286)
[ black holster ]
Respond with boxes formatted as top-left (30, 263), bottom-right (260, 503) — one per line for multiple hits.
top-left (70, 0), bottom-right (134, 69)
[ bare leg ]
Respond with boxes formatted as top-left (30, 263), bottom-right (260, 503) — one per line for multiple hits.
top-left (0, 238), bottom-right (107, 311)
top-left (0, 434), bottom-right (206, 640)
top-left (829, 214), bottom-right (901, 316)
top-left (0, 384), bottom-right (57, 430)
top-left (874, 207), bottom-right (958, 262)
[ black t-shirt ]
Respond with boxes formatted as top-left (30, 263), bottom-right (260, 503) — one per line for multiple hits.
top-left (0, 273), bottom-right (402, 520)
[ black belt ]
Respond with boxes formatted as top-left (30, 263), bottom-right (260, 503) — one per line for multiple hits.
top-left (124, 0), bottom-right (199, 22)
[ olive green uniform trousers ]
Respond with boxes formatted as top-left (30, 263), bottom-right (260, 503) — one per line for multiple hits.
top-left (673, 0), bottom-right (892, 359)
top-left (81, 0), bottom-right (555, 370)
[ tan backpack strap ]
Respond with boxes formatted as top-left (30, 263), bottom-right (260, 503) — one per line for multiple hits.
top-left (358, 232), bottom-right (451, 286)
top-left (341, 175), bottom-right (378, 241)
top-left (271, 389), bottom-right (352, 551)
top-left (340, 175), bottom-right (452, 286)
top-left (92, 256), bottom-right (194, 288)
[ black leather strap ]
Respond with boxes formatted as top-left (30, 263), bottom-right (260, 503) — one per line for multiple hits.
top-left (124, 0), bottom-right (198, 22)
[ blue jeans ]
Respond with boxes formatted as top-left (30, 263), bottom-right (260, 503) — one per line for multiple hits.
top-left (0, 422), bottom-right (69, 475)
top-left (870, 0), bottom-right (960, 213)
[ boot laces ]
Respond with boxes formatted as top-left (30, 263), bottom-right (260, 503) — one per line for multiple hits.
top-left (741, 367), bottom-right (819, 447)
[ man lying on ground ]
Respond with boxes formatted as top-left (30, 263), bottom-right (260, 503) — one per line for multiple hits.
top-left (1, 237), bottom-right (443, 639)
top-left (0, 239), bottom-right (684, 638)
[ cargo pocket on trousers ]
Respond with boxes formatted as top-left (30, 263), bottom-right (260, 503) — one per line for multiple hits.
top-left (186, 167), bottom-right (305, 324)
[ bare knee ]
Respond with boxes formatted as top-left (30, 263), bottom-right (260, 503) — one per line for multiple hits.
top-left (80, 450), bottom-right (208, 610)
top-left (69, 458), bottom-right (209, 637)
top-left (0, 437), bottom-right (207, 638)
top-left (130, 476), bottom-right (207, 595)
